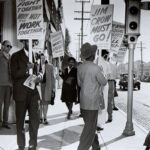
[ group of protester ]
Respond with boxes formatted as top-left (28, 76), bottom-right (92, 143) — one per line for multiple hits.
top-left (0, 40), bottom-right (150, 150)
top-left (0, 39), bottom-right (55, 150)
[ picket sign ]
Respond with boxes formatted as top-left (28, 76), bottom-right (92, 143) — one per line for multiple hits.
top-left (90, 4), bottom-right (114, 49)
top-left (16, 0), bottom-right (44, 74)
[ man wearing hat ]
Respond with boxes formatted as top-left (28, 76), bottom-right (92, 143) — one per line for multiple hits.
top-left (0, 40), bottom-right (12, 129)
top-left (77, 42), bottom-right (107, 150)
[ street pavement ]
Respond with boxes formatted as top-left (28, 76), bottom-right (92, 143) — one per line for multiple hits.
top-left (0, 88), bottom-right (148, 150)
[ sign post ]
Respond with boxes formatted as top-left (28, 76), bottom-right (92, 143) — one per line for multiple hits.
top-left (123, 0), bottom-right (141, 136)
top-left (123, 43), bottom-right (135, 136)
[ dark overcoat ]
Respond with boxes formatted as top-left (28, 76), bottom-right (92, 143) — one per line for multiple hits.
top-left (60, 67), bottom-right (77, 102)
top-left (144, 131), bottom-right (150, 147)
top-left (10, 49), bottom-right (40, 101)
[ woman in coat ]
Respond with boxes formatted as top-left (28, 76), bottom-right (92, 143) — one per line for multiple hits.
top-left (59, 57), bottom-right (78, 119)
top-left (40, 53), bottom-right (55, 124)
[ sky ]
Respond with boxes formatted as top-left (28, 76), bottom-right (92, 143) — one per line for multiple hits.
top-left (62, 0), bottom-right (150, 63)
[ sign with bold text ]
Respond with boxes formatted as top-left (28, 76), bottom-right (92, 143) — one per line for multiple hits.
top-left (50, 31), bottom-right (64, 58)
top-left (110, 21), bottom-right (125, 54)
top-left (90, 4), bottom-right (114, 49)
top-left (16, 0), bottom-right (43, 39)
top-left (111, 43), bottom-right (127, 63)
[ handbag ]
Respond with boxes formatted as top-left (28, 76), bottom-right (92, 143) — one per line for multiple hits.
top-left (50, 91), bottom-right (55, 105)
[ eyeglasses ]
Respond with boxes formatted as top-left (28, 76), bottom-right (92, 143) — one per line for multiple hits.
top-left (5, 45), bottom-right (12, 49)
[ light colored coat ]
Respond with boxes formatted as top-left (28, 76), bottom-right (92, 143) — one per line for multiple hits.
top-left (77, 61), bottom-right (107, 110)
top-left (41, 63), bottom-right (55, 102)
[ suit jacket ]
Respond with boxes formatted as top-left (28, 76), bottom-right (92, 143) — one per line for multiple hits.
top-left (77, 61), bottom-right (107, 110)
top-left (11, 49), bottom-right (39, 101)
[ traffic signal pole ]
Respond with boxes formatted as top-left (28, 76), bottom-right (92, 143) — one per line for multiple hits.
top-left (123, 0), bottom-right (141, 136)
top-left (123, 43), bottom-right (135, 136)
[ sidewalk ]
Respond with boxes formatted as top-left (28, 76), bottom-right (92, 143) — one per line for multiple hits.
top-left (0, 88), bottom-right (148, 150)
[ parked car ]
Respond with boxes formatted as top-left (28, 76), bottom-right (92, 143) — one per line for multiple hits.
top-left (119, 74), bottom-right (140, 90)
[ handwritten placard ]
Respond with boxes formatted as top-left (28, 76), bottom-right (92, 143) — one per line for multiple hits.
top-left (90, 5), bottom-right (114, 49)
top-left (50, 31), bottom-right (64, 58)
top-left (16, 0), bottom-right (43, 39)
top-left (110, 21), bottom-right (125, 54)
top-left (111, 43), bottom-right (127, 63)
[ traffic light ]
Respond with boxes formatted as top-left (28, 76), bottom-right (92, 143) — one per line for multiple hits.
top-left (125, 0), bottom-right (141, 43)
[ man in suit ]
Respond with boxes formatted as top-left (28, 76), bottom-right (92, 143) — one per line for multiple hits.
top-left (11, 40), bottom-right (42, 150)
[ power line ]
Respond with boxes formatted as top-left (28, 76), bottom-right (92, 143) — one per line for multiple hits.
top-left (85, 0), bottom-right (95, 32)
top-left (74, 0), bottom-right (90, 46)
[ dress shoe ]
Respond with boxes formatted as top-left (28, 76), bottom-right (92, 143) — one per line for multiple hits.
top-left (25, 120), bottom-right (29, 123)
top-left (78, 114), bottom-right (82, 117)
top-left (43, 119), bottom-right (48, 125)
top-left (113, 107), bottom-right (119, 111)
top-left (96, 126), bottom-right (104, 131)
top-left (67, 113), bottom-right (71, 119)
top-left (145, 146), bottom-right (150, 150)
top-left (18, 146), bottom-right (25, 150)
top-left (106, 119), bottom-right (112, 123)
top-left (2, 123), bottom-right (11, 129)
top-left (28, 145), bottom-right (36, 150)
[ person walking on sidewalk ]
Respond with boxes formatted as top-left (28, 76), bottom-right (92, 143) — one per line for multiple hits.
top-left (11, 40), bottom-right (42, 150)
top-left (77, 43), bottom-right (107, 150)
top-left (0, 40), bottom-right (12, 129)
top-left (107, 58), bottom-right (118, 123)
top-left (97, 49), bottom-right (110, 131)
top-left (59, 57), bottom-right (78, 119)
top-left (39, 52), bottom-right (55, 125)
top-left (144, 131), bottom-right (150, 150)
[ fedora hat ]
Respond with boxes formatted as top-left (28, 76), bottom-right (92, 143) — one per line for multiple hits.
top-left (80, 42), bottom-right (97, 59)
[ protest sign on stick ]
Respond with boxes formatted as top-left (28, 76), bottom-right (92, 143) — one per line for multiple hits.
top-left (110, 21), bottom-right (125, 54)
top-left (90, 4), bottom-right (114, 49)
top-left (50, 31), bottom-right (64, 58)
top-left (16, 0), bottom-right (44, 74)
top-left (16, 0), bottom-right (44, 39)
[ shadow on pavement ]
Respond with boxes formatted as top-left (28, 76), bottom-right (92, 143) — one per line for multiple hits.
top-left (0, 111), bottom-right (81, 136)
top-left (101, 134), bottom-right (127, 147)
top-left (37, 125), bottom-right (82, 150)
top-left (0, 123), bottom-right (16, 135)
top-left (38, 112), bottom-right (80, 130)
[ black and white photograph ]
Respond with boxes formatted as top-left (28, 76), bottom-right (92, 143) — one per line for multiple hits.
top-left (0, 0), bottom-right (150, 150)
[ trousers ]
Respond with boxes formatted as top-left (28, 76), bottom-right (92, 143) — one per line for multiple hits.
top-left (78, 109), bottom-right (100, 150)
top-left (15, 90), bottom-right (40, 147)
top-left (0, 86), bottom-right (11, 124)
top-left (107, 80), bottom-right (115, 120)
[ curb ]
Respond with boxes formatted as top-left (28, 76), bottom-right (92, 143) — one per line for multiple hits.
top-left (117, 108), bottom-right (148, 134)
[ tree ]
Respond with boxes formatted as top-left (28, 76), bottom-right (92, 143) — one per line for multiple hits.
top-left (64, 28), bottom-right (71, 53)
top-left (62, 28), bottom-right (71, 69)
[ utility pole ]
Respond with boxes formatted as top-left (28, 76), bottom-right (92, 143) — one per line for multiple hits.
top-left (141, 41), bottom-right (143, 78)
top-left (137, 41), bottom-right (146, 80)
top-left (76, 33), bottom-right (87, 61)
top-left (74, 0), bottom-right (90, 46)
